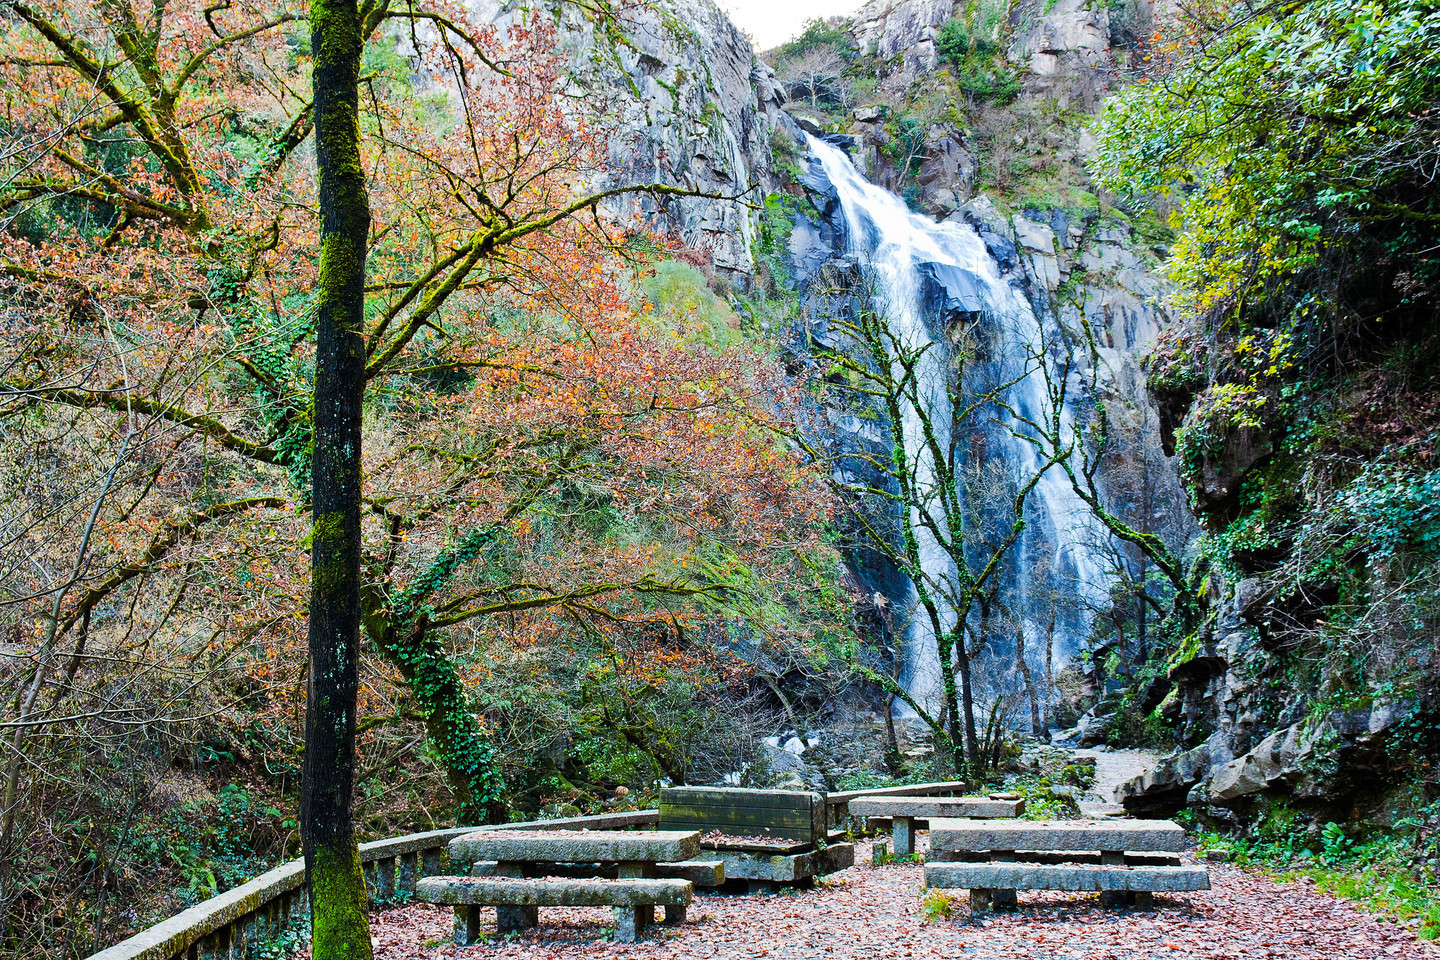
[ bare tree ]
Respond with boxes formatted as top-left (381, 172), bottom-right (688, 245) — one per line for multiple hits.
top-left (1012, 316), bottom-right (1207, 661)
top-left (778, 46), bottom-right (847, 111)
top-left (802, 289), bottom-right (1065, 778)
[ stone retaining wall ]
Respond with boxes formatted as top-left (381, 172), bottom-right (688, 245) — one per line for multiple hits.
top-left (82, 811), bottom-right (659, 960)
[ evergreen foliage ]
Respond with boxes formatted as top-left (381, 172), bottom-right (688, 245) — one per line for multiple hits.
top-left (1095, 0), bottom-right (1440, 738)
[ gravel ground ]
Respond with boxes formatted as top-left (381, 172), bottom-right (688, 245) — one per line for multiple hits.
top-left (369, 840), bottom-right (1438, 960)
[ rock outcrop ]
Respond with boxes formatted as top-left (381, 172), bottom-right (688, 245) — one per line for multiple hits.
top-left (1116, 579), bottom-right (1419, 817)
top-left (850, 0), bottom-right (955, 90)
top-left (490, 0), bottom-right (787, 283)
top-left (1011, 0), bottom-right (1112, 76)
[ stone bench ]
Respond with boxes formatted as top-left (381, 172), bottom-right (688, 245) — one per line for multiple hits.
top-left (824, 781), bottom-right (969, 830)
top-left (923, 819), bottom-right (1209, 911)
top-left (415, 876), bottom-right (692, 943)
top-left (848, 796), bottom-right (1023, 861)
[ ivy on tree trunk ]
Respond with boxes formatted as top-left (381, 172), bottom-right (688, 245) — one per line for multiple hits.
top-left (301, 0), bottom-right (372, 952)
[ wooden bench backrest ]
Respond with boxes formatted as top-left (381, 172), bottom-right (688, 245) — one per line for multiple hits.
top-left (658, 787), bottom-right (825, 845)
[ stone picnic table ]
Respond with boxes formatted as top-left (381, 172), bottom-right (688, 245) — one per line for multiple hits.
top-left (848, 795), bottom-right (1024, 860)
top-left (923, 818), bottom-right (1209, 910)
top-left (420, 828), bottom-right (703, 942)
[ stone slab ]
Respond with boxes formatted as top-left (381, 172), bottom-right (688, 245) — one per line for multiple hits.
top-left (449, 830), bottom-right (699, 865)
top-left (930, 819), bottom-right (1187, 855)
top-left (825, 781), bottom-right (969, 803)
top-left (415, 876), bottom-right (692, 907)
top-left (469, 858), bottom-right (725, 886)
top-left (714, 849), bottom-right (815, 882)
top-left (660, 787), bottom-right (825, 844)
top-left (849, 797), bottom-right (1023, 819)
top-left (925, 862), bottom-right (1210, 892)
top-left (818, 842), bottom-right (855, 875)
top-left (713, 841), bottom-right (855, 883)
top-left (654, 860), bottom-right (725, 886)
top-left (946, 851), bottom-right (1180, 867)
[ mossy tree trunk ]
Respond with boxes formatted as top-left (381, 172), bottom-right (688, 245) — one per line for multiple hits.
top-left (302, 0), bottom-right (373, 953)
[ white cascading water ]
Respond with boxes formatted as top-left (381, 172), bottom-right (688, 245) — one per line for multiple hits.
top-left (805, 135), bottom-right (1111, 712)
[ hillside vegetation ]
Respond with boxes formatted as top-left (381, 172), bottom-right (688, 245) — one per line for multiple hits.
top-left (0, 0), bottom-right (1436, 957)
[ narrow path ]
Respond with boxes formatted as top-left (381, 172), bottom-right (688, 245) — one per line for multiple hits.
top-left (1072, 748), bottom-right (1157, 802)
top-left (366, 840), bottom-right (1436, 960)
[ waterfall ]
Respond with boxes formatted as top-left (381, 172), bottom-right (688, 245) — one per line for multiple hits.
top-left (803, 134), bottom-right (1112, 713)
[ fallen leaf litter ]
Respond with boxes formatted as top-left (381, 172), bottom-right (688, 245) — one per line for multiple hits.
top-left (354, 840), bottom-right (1438, 960)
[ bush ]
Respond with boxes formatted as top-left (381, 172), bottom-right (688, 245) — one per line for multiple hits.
top-left (936, 14), bottom-right (1019, 104)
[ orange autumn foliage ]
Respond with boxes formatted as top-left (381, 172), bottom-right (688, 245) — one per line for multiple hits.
top-left (0, 0), bottom-right (840, 821)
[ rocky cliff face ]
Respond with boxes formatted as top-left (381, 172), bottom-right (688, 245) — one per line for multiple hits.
top-left (552, 0), bottom-right (1392, 820)
top-left (508, 0), bottom-right (787, 283)
top-left (849, 0), bottom-right (954, 89)
top-left (1012, 0), bottom-right (1111, 77)
top-left (1116, 585), bottom-right (1419, 821)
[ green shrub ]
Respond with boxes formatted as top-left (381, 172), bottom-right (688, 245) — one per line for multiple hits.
top-left (921, 888), bottom-right (957, 920)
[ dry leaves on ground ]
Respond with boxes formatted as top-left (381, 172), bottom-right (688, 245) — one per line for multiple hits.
top-left (365, 840), bottom-right (1439, 960)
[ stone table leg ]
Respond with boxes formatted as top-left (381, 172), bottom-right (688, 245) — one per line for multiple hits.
top-left (453, 905), bottom-right (481, 946)
top-left (662, 904), bottom-right (687, 925)
top-left (494, 862), bottom-right (538, 933)
top-left (892, 817), bottom-right (915, 858)
top-left (992, 852), bottom-right (1017, 909)
top-left (618, 861), bottom-right (654, 929)
top-left (613, 907), bottom-right (644, 942)
top-left (969, 888), bottom-right (993, 913)
top-left (1130, 892), bottom-right (1154, 909)
top-left (1099, 851), bottom-right (1126, 908)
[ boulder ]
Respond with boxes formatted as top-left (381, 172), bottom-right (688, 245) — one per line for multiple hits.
top-left (1074, 706), bottom-right (1113, 748)
top-left (980, 231), bottom-right (1020, 272)
top-left (917, 261), bottom-right (987, 326)
top-left (1013, 216), bottom-right (1062, 290)
top-left (1118, 742), bottom-right (1213, 817)
top-left (790, 113), bottom-right (826, 136)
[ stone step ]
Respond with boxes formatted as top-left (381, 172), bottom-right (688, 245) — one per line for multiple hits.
top-left (849, 797), bottom-right (1023, 819)
top-left (416, 876), bottom-right (693, 906)
top-left (925, 862), bottom-right (1211, 892)
top-left (929, 819), bottom-right (1186, 855)
top-left (712, 842), bottom-right (855, 883)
